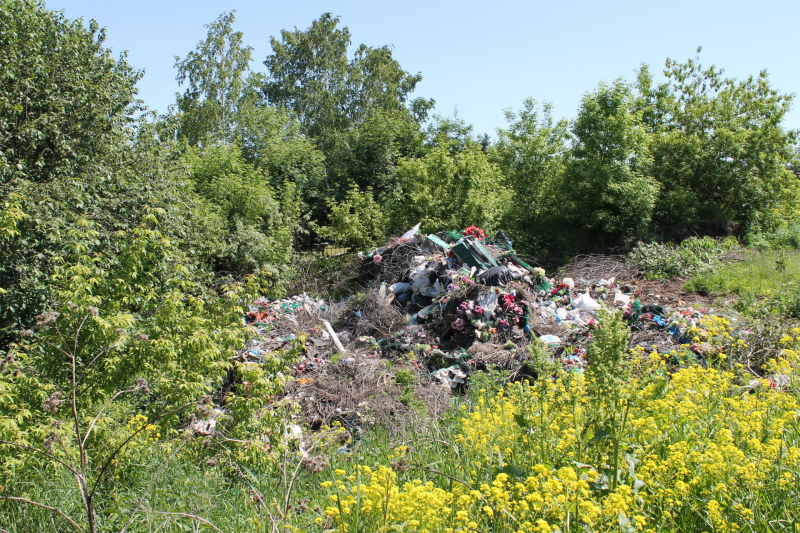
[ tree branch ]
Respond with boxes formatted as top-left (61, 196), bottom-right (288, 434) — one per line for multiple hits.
top-left (144, 511), bottom-right (225, 533)
top-left (0, 440), bottom-right (81, 477)
top-left (0, 496), bottom-right (84, 532)
top-left (82, 387), bottom-right (137, 447)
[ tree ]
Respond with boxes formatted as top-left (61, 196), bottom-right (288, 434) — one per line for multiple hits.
top-left (174, 11), bottom-right (254, 146)
top-left (636, 51), bottom-right (798, 233)
top-left (494, 99), bottom-right (570, 250)
top-left (318, 185), bottom-right (387, 251)
top-left (0, 0), bottom-right (148, 347)
top-left (0, 0), bottom-right (142, 187)
top-left (181, 144), bottom-right (294, 275)
top-left (565, 79), bottom-right (659, 243)
top-left (340, 108), bottom-right (425, 204)
top-left (390, 145), bottom-right (510, 235)
top-left (262, 13), bottom-right (433, 159)
top-left (424, 108), bottom-right (476, 154)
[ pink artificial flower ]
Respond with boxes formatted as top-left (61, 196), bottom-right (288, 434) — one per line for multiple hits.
top-left (373, 254), bottom-right (382, 263)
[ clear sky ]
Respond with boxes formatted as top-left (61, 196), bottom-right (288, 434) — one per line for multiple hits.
top-left (51, 0), bottom-right (800, 137)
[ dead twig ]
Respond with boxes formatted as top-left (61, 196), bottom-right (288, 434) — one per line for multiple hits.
top-left (0, 496), bottom-right (84, 532)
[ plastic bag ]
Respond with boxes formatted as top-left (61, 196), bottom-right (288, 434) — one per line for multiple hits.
top-left (477, 292), bottom-right (499, 318)
top-left (539, 334), bottom-right (561, 346)
top-left (399, 223), bottom-right (421, 243)
top-left (614, 290), bottom-right (631, 306)
top-left (388, 282), bottom-right (412, 295)
top-left (575, 290), bottom-right (602, 311)
top-left (562, 277), bottom-right (575, 289)
top-left (409, 261), bottom-right (441, 297)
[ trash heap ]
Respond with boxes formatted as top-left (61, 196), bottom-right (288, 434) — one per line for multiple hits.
top-left (238, 225), bottom-right (748, 431)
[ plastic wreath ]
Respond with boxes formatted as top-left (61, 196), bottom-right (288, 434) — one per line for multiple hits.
top-left (462, 226), bottom-right (486, 240)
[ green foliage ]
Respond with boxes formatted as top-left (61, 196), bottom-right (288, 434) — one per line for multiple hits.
top-left (0, 1), bottom-right (223, 349)
top-left (181, 144), bottom-right (294, 274)
top-left (686, 249), bottom-right (800, 317)
top-left (174, 11), bottom-right (328, 228)
top-left (393, 368), bottom-right (416, 386)
top-left (494, 99), bottom-right (570, 252)
top-left (262, 13), bottom-right (433, 160)
top-left (318, 185), bottom-right (387, 251)
top-left (424, 109), bottom-right (476, 153)
top-left (629, 236), bottom-right (739, 279)
top-left (390, 145), bottom-right (510, 235)
top-left (0, 0), bottom-right (142, 187)
top-left (339, 108), bottom-right (425, 204)
top-left (637, 51), bottom-right (798, 231)
top-left (174, 11), bottom-right (254, 146)
top-left (0, 211), bottom-right (295, 531)
top-left (566, 79), bottom-right (659, 242)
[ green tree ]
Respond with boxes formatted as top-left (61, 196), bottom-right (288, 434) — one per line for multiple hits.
top-left (636, 52), bottom-right (798, 233)
top-left (494, 99), bottom-right (570, 251)
top-left (0, 0), bottom-right (142, 187)
top-left (262, 13), bottom-right (433, 160)
top-left (173, 11), bottom-right (254, 146)
top-left (566, 79), bottom-right (659, 244)
top-left (318, 185), bottom-right (387, 251)
top-left (234, 90), bottom-right (328, 224)
top-left (181, 144), bottom-right (294, 275)
top-left (340, 108), bottom-right (425, 204)
top-left (390, 145), bottom-right (510, 234)
top-left (424, 109), bottom-right (476, 154)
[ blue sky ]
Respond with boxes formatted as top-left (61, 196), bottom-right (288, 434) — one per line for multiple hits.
top-left (51, 0), bottom-right (800, 137)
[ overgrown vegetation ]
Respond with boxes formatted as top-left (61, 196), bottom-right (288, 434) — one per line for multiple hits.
top-left (2, 1), bottom-right (800, 531)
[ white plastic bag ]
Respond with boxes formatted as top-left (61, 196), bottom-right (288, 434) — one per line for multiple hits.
top-left (399, 223), bottom-right (421, 243)
top-left (409, 262), bottom-right (441, 297)
top-left (562, 277), bottom-right (575, 289)
top-left (614, 290), bottom-right (631, 306)
top-left (539, 334), bottom-right (561, 346)
top-left (575, 289), bottom-right (602, 311)
top-left (477, 292), bottom-right (499, 318)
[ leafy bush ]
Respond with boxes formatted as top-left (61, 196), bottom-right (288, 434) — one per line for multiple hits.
top-left (317, 185), bottom-right (387, 251)
top-left (629, 236), bottom-right (739, 279)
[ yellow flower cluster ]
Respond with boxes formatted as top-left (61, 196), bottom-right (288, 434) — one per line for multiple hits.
top-left (321, 346), bottom-right (800, 532)
top-left (126, 413), bottom-right (160, 444)
top-left (324, 465), bottom-right (453, 531)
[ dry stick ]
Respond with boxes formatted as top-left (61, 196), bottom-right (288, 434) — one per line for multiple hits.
top-left (69, 315), bottom-right (95, 533)
top-left (144, 511), bottom-right (225, 533)
top-left (0, 440), bottom-right (80, 476)
top-left (322, 320), bottom-right (346, 354)
top-left (0, 496), bottom-right (84, 532)
top-left (119, 437), bottom-right (189, 533)
top-left (218, 433), bottom-right (277, 461)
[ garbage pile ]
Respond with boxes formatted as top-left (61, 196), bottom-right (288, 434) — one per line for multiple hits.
top-left (238, 224), bottom-right (735, 430)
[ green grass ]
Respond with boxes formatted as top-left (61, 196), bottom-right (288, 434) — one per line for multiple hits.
top-left (686, 250), bottom-right (800, 316)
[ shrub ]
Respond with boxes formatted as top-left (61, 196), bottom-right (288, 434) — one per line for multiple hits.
top-left (629, 236), bottom-right (739, 279)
